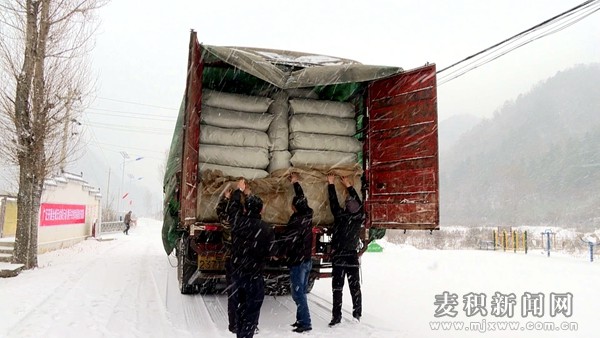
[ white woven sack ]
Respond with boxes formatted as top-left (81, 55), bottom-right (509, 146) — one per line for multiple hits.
top-left (203, 89), bottom-right (273, 113)
top-left (286, 88), bottom-right (319, 99)
top-left (200, 125), bottom-right (270, 149)
top-left (268, 150), bottom-right (291, 173)
top-left (289, 114), bottom-right (356, 136)
top-left (267, 91), bottom-right (289, 151)
top-left (290, 150), bottom-right (358, 167)
top-left (199, 163), bottom-right (269, 180)
top-left (201, 106), bottom-right (274, 132)
top-left (199, 145), bottom-right (269, 169)
top-left (289, 132), bottom-right (362, 153)
top-left (289, 99), bottom-right (355, 118)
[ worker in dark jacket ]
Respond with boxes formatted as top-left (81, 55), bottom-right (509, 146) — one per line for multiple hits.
top-left (215, 188), bottom-right (236, 333)
top-left (225, 178), bottom-right (275, 338)
top-left (326, 174), bottom-right (364, 326)
top-left (284, 172), bottom-right (314, 333)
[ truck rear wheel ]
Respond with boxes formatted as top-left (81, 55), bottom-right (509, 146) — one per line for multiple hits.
top-left (177, 236), bottom-right (199, 295)
top-left (265, 275), bottom-right (290, 296)
top-left (305, 276), bottom-right (317, 293)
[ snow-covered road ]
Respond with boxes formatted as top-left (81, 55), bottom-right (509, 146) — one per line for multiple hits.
top-left (0, 220), bottom-right (386, 338)
top-left (1, 219), bottom-right (599, 338)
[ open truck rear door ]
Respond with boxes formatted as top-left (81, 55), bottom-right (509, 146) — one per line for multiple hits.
top-left (180, 31), bottom-right (204, 228)
top-left (366, 64), bottom-right (439, 230)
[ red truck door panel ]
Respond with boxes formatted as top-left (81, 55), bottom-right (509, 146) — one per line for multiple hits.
top-left (180, 31), bottom-right (204, 228)
top-left (366, 64), bottom-right (439, 230)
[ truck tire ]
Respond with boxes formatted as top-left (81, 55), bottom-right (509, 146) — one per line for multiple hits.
top-left (197, 278), bottom-right (220, 294)
top-left (305, 276), bottom-right (317, 293)
top-left (177, 236), bottom-right (199, 295)
top-left (265, 275), bottom-right (290, 296)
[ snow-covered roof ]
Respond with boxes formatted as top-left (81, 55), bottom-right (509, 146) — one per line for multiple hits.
top-left (54, 176), bottom-right (68, 184)
top-left (63, 172), bottom-right (86, 183)
top-left (0, 194), bottom-right (17, 201)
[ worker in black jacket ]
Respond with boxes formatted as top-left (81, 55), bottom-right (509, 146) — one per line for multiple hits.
top-left (225, 178), bottom-right (275, 338)
top-left (215, 189), bottom-right (236, 333)
top-left (326, 174), bottom-right (364, 326)
top-left (284, 172), bottom-right (314, 333)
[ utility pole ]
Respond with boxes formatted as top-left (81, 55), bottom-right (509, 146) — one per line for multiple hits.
top-left (59, 89), bottom-right (80, 171)
top-left (117, 152), bottom-right (143, 219)
top-left (105, 167), bottom-right (111, 212)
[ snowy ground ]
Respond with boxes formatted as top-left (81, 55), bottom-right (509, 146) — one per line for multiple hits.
top-left (1, 219), bottom-right (599, 338)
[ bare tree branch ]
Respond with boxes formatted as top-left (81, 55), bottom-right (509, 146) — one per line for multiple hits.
top-left (0, 0), bottom-right (108, 269)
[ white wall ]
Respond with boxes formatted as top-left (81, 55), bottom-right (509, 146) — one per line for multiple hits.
top-left (38, 174), bottom-right (102, 253)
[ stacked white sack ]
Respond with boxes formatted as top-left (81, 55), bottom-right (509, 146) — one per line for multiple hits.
top-left (267, 91), bottom-right (291, 173)
top-left (199, 89), bottom-right (274, 179)
top-left (288, 98), bottom-right (359, 167)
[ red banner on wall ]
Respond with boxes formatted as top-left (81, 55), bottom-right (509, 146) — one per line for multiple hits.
top-left (40, 203), bottom-right (86, 226)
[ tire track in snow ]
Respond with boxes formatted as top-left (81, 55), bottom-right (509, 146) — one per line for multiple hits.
top-left (200, 294), bottom-right (229, 329)
top-left (310, 290), bottom-right (401, 336)
top-left (163, 264), bottom-right (224, 336)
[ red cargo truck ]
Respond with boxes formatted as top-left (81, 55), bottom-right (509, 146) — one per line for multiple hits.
top-left (162, 30), bottom-right (439, 294)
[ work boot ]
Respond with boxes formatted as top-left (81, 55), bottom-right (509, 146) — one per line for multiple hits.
top-left (292, 326), bottom-right (312, 333)
top-left (328, 318), bottom-right (341, 327)
top-left (291, 321), bottom-right (300, 327)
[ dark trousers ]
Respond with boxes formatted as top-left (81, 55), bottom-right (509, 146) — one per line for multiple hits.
top-left (331, 253), bottom-right (362, 320)
top-left (231, 273), bottom-right (264, 338)
top-left (290, 260), bottom-right (313, 327)
top-left (123, 222), bottom-right (130, 234)
top-left (225, 259), bottom-right (236, 331)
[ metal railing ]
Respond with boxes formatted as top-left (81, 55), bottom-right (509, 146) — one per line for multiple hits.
top-left (99, 221), bottom-right (126, 234)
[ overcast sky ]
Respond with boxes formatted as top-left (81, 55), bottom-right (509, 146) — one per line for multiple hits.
top-left (75, 0), bottom-right (600, 214)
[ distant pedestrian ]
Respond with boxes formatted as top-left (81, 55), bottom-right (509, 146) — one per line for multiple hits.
top-left (225, 178), bottom-right (276, 338)
top-left (283, 172), bottom-right (314, 333)
top-left (326, 174), bottom-right (363, 326)
top-left (123, 210), bottom-right (132, 235)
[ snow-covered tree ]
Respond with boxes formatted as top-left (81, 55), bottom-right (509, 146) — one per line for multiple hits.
top-left (0, 0), bottom-right (107, 269)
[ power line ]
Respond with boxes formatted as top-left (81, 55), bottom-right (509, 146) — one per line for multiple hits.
top-left (95, 141), bottom-right (167, 155)
top-left (82, 121), bottom-right (174, 134)
top-left (86, 109), bottom-right (176, 121)
top-left (95, 96), bottom-right (178, 110)
top-left (80, 114), bottom-right (112, 165)
top-left (437, 0), bottom-right (600, 85)
top-left (438, 3), bottom-right (600, 85)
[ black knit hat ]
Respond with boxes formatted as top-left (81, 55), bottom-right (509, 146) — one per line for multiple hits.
top-left (245, 195), bottom-right (263, 216)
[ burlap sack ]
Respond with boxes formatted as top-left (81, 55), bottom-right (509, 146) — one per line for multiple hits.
top-left (197, 165), bottom-right (363, 226)
top-left (201, 106), bottom-right (275, 132)
top-left (203, 89), bottom-right (273, 113)
top-left (289, 132), bottom-right (362, 153)
top-left (289, 114), bottom-right (356, 136)
top-left (200, 125), bottom-right (270, 149)
top-left (289, 99), bottom-right (355, 119)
